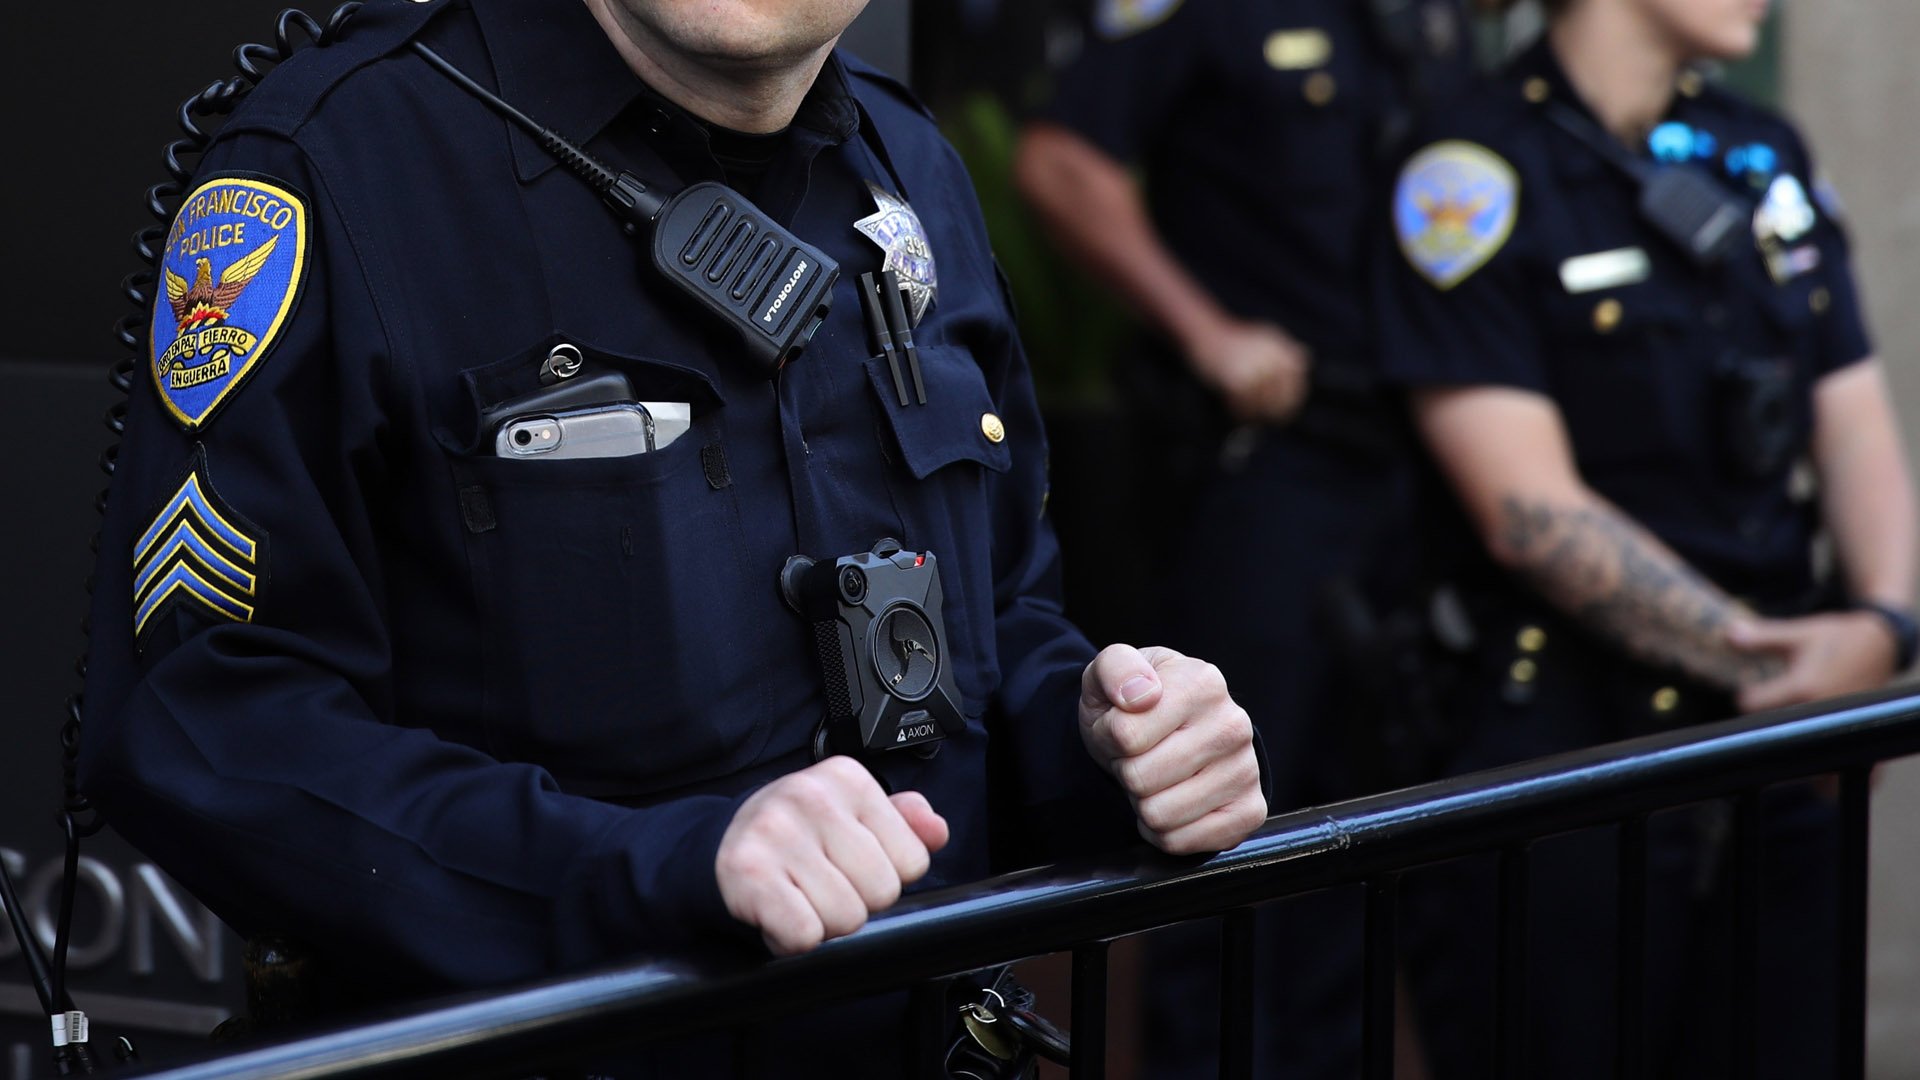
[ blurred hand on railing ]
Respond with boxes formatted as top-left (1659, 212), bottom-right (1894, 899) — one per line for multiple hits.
top-left (1078, 644), bottom-right (1268, 855)
top-left (714, 755), bottom-right (950, 956)
top-left (1728, 611), bottom-right (1900, 714)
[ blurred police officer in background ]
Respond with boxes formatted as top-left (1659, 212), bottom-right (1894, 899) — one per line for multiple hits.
top-left (75, 0), bottom-right (1269, 1074)
top-left (1016, 0), bottom-right (1473, 1074)
top-left (1376, 0), bottom-right (1917, 1073)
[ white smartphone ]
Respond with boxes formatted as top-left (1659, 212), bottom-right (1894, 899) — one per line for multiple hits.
top-left (497, 402), bottom-right (647, 459)
top-left (494, 401), bottom-right (693, 460)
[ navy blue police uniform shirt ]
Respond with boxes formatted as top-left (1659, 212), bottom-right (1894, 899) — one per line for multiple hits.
top-left (1377, 40), bottom-right (1873, 610)
top-left (78, 0), bottom-right (1127, 994)
top-left (1042, 0), bottom-right (1473, 360)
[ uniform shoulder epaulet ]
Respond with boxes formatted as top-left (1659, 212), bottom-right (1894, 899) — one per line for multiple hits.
top-left (218, 0), bottom-right (445, 138)
top-left (1728, 94), bottom-right (1804, 157)
top-left (840, 52), bottom-right (936, 125)
top-left (1438, 71), bottom-right (1537, 147)
top-left (1392, 138), bottom-right (1520, 291)
top-left (1678, 73), bottom-right (1793, 140)
top-left (146, 4), bottom-right (434, 431)
top-left (1681, 79), bottom-right (1814, 176)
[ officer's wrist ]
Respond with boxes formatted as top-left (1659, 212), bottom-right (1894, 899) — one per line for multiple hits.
top-left (1852, 599), bottom-right (1919, 672)
top-left (1173, 308), bottom-right (1238, 366)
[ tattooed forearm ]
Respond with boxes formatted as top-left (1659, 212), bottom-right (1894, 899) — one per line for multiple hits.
top-left (1497, 496), bottom-right (1783, 689)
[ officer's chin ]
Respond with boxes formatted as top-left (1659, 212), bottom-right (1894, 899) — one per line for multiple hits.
top-left (1684, 19), bottom-right (1763, 65)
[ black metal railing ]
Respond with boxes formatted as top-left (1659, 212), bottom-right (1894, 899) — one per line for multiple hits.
top-left (114, 684), bottom-right (1920, 1079)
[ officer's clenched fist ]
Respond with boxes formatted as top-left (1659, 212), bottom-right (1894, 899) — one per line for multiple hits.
top-left (1080, 644), bottom-right (1267, 854)
top-left (715, 755), bottom-right (949, 956)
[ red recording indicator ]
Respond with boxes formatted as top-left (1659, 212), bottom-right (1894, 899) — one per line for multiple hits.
top-left (915, 554), bottom-right (925, 567)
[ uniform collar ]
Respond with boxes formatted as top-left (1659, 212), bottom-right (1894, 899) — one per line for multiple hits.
top-left (1512, 37), bottom-right (1710, 182)
top-left (470, 0), bottom-right (862, 185)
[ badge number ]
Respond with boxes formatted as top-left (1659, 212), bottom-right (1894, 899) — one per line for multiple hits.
top-left (854, 185), bottom-right (938, 326)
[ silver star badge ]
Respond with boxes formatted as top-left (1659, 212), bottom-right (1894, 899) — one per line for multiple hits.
top-left (854, 184), bottom-right (937, 326)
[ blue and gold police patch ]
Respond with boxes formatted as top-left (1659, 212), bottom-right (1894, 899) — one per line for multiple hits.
top-left (151, 174), bottom-right (310, 430)
top-left (1394, 141), bottom-right (1519, 291)
top-left (132, 447), bottom-right (266, 646)
top-left (1095, 0), bottom-right (1183, 39)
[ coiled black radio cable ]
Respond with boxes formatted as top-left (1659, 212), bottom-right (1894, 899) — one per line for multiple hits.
top-left (0, 6), bottom-right (364, 1074)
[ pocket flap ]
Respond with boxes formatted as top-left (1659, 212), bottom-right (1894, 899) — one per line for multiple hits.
top-left (1540, 279), bottom-right (1694, 340)
top-left (865, 343), bottom-right (1014, 480)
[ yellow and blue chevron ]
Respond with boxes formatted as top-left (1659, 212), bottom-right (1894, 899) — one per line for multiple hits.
top-left (133, 450), bottom-right (264, 644)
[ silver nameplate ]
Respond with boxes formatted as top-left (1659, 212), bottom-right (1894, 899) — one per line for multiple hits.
top-left (1558, 247), bottom-right (1652, 294)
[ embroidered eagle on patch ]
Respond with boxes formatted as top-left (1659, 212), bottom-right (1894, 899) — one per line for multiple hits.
top-left (165, 235), bottom-right (280, 331)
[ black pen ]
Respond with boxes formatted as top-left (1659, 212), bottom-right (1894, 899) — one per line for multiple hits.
top-left (860, 271), bottom-right (910, 407)
top-left (880, 270), bottom-right (925, 405)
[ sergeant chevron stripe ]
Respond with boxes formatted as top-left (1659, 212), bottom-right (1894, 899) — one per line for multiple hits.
top-left (133, 448), bottom-right (264, 644)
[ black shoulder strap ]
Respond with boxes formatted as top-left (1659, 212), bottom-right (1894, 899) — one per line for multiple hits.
top-left (1544, 102), bottom-right (1746, 267)
top-left (1543, 102), bottom-right (1654, 182)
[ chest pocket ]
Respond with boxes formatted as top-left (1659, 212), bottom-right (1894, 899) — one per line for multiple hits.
top-left (445, 336), bottom-right (773, 798)
top-left (1537, 279), bottom-right (1705, 470)
top-left (862, 342), bottom-right (1011, 713)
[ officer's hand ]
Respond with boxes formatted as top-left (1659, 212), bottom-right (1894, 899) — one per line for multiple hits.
top-left (715, 756), bottom-right (949, 956)
top-left (1727, 611), bottom-right (1899, 713)
top-left (1078, 644), bottom-right (1267, 854)
top-left (1185, 318), bottom-right (1311, 424)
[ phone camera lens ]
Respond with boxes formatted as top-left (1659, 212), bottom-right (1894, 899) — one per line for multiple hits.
top-left (513, 429), bottom-right (532, 447)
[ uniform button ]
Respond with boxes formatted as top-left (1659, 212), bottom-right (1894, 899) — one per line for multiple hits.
top-left (1593, 298), bottom-right (1624, 333)
top-left (1516, 625), bottom-right (1547, 653)
top-left (980, 413), bottom-right (1006, 444)
top-left (1810, 286), bottom-right (1832, 315)
top-left (1677, 71), bottom-right (1705, 98)
top-left (1652, 686), bottom-right (1681, 715)
top-left (648, 107), bottom-right (672, 135)
top-left (1509, 658), bottom-right (1538, 684)
top-left (1304, 72), bottom-right (1338, 107)
top-left (1703, 304), bottom-right (1728, 328)
top-left (1522, 77), bottom-right (1551, 104)
top-left (1740, 516), bottom-right (1766, 541)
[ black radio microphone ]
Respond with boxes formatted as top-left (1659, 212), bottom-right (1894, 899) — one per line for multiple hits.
top-left (1544, 102), bottom-right (1745, 268)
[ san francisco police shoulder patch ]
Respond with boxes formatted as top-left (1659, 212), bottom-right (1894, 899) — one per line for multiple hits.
top-left (151, 174), bottom-right (310, 430)
top-left (132, 445), bottom-right (267, 648)
top-left (1095, 0), bottom-right (1184, 40)
top-left (1393, 140), bottom-right (1519, 291)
